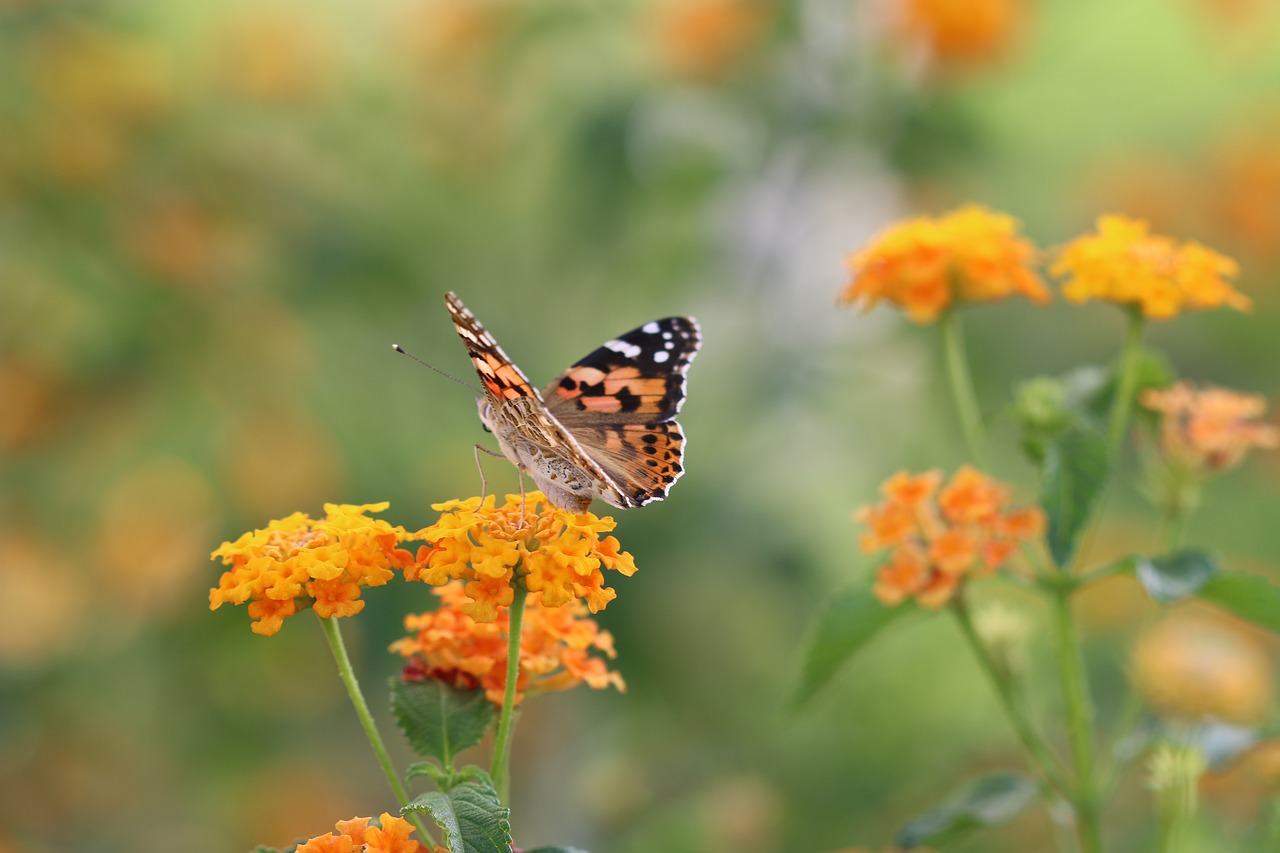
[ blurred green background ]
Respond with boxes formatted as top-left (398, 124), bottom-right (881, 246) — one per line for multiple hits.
top-left (5, 0), bottom-right (1280, 851)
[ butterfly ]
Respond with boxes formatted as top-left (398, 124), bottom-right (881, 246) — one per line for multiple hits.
top-left (444, 291), bottom-right (700, 514)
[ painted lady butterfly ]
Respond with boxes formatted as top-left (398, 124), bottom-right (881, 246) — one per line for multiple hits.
top-left (445, 292), bottom-right (700, 514)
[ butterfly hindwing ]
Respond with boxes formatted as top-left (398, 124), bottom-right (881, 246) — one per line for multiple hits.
top-left (566, 422), bottom-right (687, 506)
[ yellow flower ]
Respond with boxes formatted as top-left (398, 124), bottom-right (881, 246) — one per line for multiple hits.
top-left (209, 503), bottom-right (423, 636)
top-left (391, 581), bottom-right (625, 705)
top-left (1052, 215), bottom-right (1250, 319)
top-left (856, 466), bottom-right (1042, 608)
top-left (841, 205), bottom-right (1049, 324)
top-left (1142, 381), bottom-right (1278, 473)
top-left (411, 492), bottom-right (637, 620)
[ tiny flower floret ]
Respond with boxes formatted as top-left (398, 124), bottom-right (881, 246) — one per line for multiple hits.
top-left (392, 580), bottom-right (625, 705)
top-left (841, 205), bottom-right (1049, 323)
top-left (209, 502), bottom-right (423, 636)
top-left (855, 466), bottom-right (1044, 608)
top-left (412, 491), bottom-right (637, 621)
top-left (1052, 215), bottom-right (1250, 319)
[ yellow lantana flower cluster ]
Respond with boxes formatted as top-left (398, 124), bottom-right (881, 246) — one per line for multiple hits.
top-left (840, 204), bottom-right (1050, 324)
top-left (392, 580), bottom-right (625, 705)
top-left (410, 491), bottom-right (637, 621)
top-left (1052, 215), bottom-right (1250, 319)
top-left (295, 813), bottom-right (426, 853)
top-left (1142, 381), bottom-right (1278, 474)
top-left (856, 467), bottom-right (1044, 608)
top-left (209, 503), bottom-right (425, 636)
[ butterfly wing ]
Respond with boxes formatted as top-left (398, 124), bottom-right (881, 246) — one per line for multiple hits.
top-left (542, 317), bottom-right (701, 506)
top-left (444, 291), bottom-right (540, 410)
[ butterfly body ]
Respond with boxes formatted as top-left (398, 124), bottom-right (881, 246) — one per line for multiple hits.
top-left (445, 292), bottom-right (700, 513)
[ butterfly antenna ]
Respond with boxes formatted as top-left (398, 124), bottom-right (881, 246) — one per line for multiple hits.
top-left (391, 344), bottom-right (483, 395)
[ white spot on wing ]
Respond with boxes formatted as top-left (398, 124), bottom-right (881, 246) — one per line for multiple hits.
top-left (653, 350), bottom-right (670, 363)
top-left (642, 321), bottom-right (660, 334)
top-left (605, 339), bottom-right (643, 358)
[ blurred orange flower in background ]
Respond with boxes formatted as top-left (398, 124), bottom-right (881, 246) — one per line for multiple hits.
top-left (651, 0), bottom-right (772, 82)
top-left (840, 205), bottom-right (1049, 324)
top-left (1052, 215), bottom-right (1250, 319)
top-left (393, 579), bottom-right (625, 705)
top-left (856, 467), bottom-right (1044, 608)
top-left (1142, 381), bottom-right (1278, 474)
top-left (892, 0), bottom-right (1029, 68)
top-left (1131, 609), bottom-right (1275, 724)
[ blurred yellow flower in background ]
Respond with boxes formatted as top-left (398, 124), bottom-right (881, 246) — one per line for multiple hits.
top-left (1052, 215), bottom-right (1250, 319)
top-left (392, 580), bottom-right (624, 705)
top-left (210, 502), bottom-right (424, 635)
top-left (856, 466), bottom-right (1044, 608)
top-left (1131, 609), bottom-right (1274, 724)
top-left (412, 491), bottom-right (637, 620)
top-left (840, 205), bottom-right (1049, 324)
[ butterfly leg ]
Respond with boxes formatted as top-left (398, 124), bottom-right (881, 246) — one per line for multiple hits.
top-left (472, 444), bottom-right (505, 508)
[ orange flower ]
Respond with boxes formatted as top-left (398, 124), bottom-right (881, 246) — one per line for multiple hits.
top-left (297, 813), bottom-right (422, 853)
top-left (857, 467), bottom-right (1042, 608)
top-left (391, 580), bottom-right (625, 705)
top-left (1142, 382), bottom-right (1278, 473)
top-left (1131, 610), bottom-right (1274, 724)
top-left (841, 205), bottom-right (1049, 324)
top-left (411, 491), bottom-right (636, 620)
top-left (1052, 215), bottom-right (1250, 319)
top-left (209, 503), bottom-right (424, 636)
top-left (652, 0), bottom-right (770, 82)
top-left (894, 0), bottom-right (1028, 67)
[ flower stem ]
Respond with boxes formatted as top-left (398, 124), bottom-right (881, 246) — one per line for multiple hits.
top-left (491, 582), bottom-right (528, 804)
top-left (319, 616), bottom-right (434, 843)
top-left (950, 597), bottom-right (1071, 799)
top-left (1107, 310), bottom-right (1146, 460)
top-left (1050, 588), bottom-right (1104, 853)
top-left (940, 310), bottom-right (990, 469)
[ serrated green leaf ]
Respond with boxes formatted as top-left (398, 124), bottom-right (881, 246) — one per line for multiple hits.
top-left (789, 584), bottom-right (915, 713)
top-left (391, 679), bottom-right (495, 766)
top-left (1040, 427), bottom-right (1109, 568)
top-left (894, 773), bottom-right (1036, 849)
top-left (406, 775), bottom-right (512, 853)
top-left (1136, 550), bottom-right (1218, 603)
top-left (1198, 570), bottom-right (1280, 633)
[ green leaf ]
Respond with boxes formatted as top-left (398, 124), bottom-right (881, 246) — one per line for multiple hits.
top-left (789, 584), bottom-right (915, 712)
top-left (1198, 570), bottom-right (1280, 633)
top-left (894, 773), bottom-right (1037, 849)
top-left (391, 678), bottom-right (495, 766)
top-left (1136, 550), bottom-right (1219, 603)
top-left (1040, 427), bottom-right (1109, 568)
top-left (406, 773), bottom-right (512, 853)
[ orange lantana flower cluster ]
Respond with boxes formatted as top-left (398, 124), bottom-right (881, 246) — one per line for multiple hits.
top-left (410, 491), bottom-right (637, 622)
top-left (209, 503), bottom-right (425, 636)
top-left (1052, 215), bottom-right (1250, 319)
top-left (840, 205), bottom-right (1049, 324)
top-left (1142, 382), bottom-right (1278, 474)
top-left (856, 467), bottom-right (1045, 608)
top-left (392, 580), bottom-right (625, 705)
top-left (295, 813), bottom-right (426, 853)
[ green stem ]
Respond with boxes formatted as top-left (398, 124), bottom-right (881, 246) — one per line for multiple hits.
top-left (940, 310), bottom-right (990, 469)
top-left (1050, 588), bottom-right (1103, 853)
top-left (951, 597), bottom-right (1071, 799)
top-left (490, 582), bottom-right (528, 803)
top-left (319, 616), bottom-right (434, 843)
top-left (1107, 310), bottom-right (1146, 460)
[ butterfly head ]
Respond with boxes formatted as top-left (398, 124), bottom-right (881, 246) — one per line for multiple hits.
top-left (476, 397), bottom-right (495, 433)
